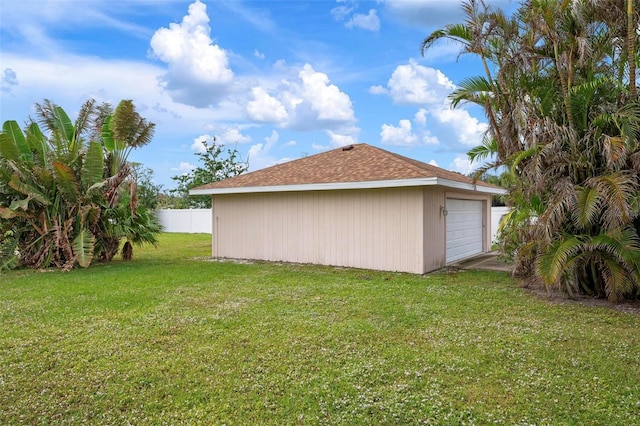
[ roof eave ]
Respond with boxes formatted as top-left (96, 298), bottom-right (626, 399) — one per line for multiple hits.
top-left (189, 177), bottom-right (506, 196)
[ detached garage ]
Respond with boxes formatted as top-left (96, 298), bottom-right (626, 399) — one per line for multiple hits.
top-left (191, 144), bottom-right (504, 274)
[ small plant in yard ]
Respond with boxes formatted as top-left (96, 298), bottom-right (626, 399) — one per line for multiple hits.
top-left (1, 233), bottom-right (640, 424)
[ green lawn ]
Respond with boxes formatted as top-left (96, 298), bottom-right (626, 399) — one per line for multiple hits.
top-left (1, 233), bottom-right (640, 425)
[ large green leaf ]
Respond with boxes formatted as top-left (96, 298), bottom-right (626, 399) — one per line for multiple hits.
top-left (101, 115), bottom-right (115, 152)
top-left (0, 120), bottom-right (27, 161)
top-left (53, 105), bottom-right (75, 145)
top-left (52, 161), bottom-right (80, 204)
top-left (81, 141), bottom-right (105, 188)
top-left (8, 174), bottom-right (50, 205)
top-left (3, 120), bottom-right (30, 156)
top-left (72, 229), bottom-right (95, 268)
top-left (26, 122), bottom-right (48, 164)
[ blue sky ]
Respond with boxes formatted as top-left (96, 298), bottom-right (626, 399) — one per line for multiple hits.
top-left (0, 0), bottom-right (514, 189)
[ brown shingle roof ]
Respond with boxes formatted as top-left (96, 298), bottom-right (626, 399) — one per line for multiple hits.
top-left (192, 143), bottom-right (499, 191)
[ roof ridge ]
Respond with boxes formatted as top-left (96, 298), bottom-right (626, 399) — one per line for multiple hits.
top-left (366, 144), bottom-right (444, 177)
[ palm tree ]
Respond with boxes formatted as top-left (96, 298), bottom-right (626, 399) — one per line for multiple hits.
top-left (98, 99), bottom-right (157, 261)
top-left (423, 0), bottom-right (640, 301)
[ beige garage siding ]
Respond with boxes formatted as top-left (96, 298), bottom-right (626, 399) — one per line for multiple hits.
top-left (423, 187), bottom-right (447, 272)
top-left (211, 187), bottom-right (425, 273)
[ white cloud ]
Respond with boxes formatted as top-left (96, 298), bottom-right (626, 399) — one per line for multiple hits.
top-left (190, 135), bottom-right (210, 153)
top-left (246, 86), bottom-right (288, 122)
top-left (422, 132), bottom-right (439, 146)
top-left (0, 53), bottom-right (172, 120)
top-left (373, 60), bottom-right (487, 150)
top-left (247, 130), bottom-right (281, 170)
top-left (368, 85), bottom-right (387, 95)
top-left (1, 68), bottom-right (18, 94)
top-left (191, 128), bottom-right (251, 153)
top-left (380, 119), bottom-right (418, 147)
top-left (331, 2), bottom-right (355, 21)
top-left (431, 106), bottom-right (488, 147)
top-left (414, 108), bottom-right (427, 126)
top-left (171, 161), bottom-right (197, 174)
top-left (381, 59), bottom-right (456, 105)
top-left (219, 128), bottom-right (252, 145)
top-left (346, 9), bottom-right (380, 32)
top-left (254, 49), bottom-right (265, 59)
top-left (327, 131), bottom-right (357, 147)
top-left (264, 130), bottom-right (279, 148)
top-left (312, 143), bottom-right (331, 151)
top-left (283, 140), bottom-right (297, 147)
top-left (450, 155), bottom-right (474, 175)
top-left (245, 63), bottom-right (357, 137)
top-left (380, 116), bottom-right (439, 147)
top-left (149, 0), bottom-right (234, 107)
top-left (428, 159), bottom-right (439, 167)
top-left (332, 1), bottom-right (379, 31)
top-left (298, 64), bottom-right (354, 122)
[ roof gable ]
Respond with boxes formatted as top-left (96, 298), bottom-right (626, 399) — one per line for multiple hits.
top-left (191, 143), bottom-right (503, 194)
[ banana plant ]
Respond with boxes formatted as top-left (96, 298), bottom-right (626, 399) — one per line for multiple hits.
top-left (0, 103), bottom-right (105, 270)
top-left (1, 98), bottom-right (159, 271)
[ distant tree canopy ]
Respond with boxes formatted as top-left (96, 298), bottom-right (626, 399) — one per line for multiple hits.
top-left (168, 138), bottom-right (248, 209)
top-left (424, 0), bottom-right (640, 301)
top-left (130, 163), bottom-right (162, 211)
top-left (0, 99), bottom-right (161, 270)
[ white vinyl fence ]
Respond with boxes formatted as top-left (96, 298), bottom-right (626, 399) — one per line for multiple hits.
top-left (158, 207), bottom-right (511, 242)
top-left (490, 206), bottom-right (511, 244)
top-left (156, 209), bottom-right (211, 234)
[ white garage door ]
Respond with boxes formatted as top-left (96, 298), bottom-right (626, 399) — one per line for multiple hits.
top-left (446, 199), bottom-right (484, 263)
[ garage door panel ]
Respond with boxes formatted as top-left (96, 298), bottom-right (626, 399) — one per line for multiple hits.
top-left (446, 199), bottom-right (483, 263)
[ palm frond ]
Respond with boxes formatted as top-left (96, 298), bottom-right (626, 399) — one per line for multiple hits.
top-left (468, 136), bottom-right (498, 163)
top-left (535, 234), bottom-right (584, 287)
top-left (598, 256), bottom-right (636, 303)
top-left (589, 228), bottom-right (640, 278)
top-left (33, 99), bottom-right (58, 134)
top-left (574, 186), bottom-right (600, 229)
top-left (449, 75), bottom-right (493, 108)
top-left (421, 24), bottom-right (473, 54)
top-left (74, 98), bottom-right (96, 138)
top-left (587, 172), bottom-right (636, 230)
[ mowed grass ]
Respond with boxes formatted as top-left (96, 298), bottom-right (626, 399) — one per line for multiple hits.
top-left (2, 234), bottom-right (640, 425)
